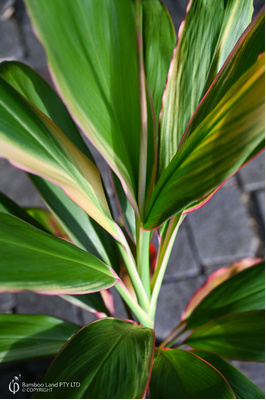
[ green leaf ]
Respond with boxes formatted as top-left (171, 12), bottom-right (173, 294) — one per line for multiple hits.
top-left (0, 213), bottom-right (118, 295)
top-left (0, 62), bottom-right (123, 253)
top-left (0, 191), bottom-right (113, 316)
top-left (183, 8), bottom-right (265, 144)
top-left (0, 193), bottom-right (111, 316)
top-left (141, 0), bottom-right (176, 127)
top-left (0, 192), bottom-right (47, 232)
top-left (149, 349), bottom-right (235, 398)
top-left (111, 170), bottom-right (136, 242)
top-left (181, 258), bottom-right (262, 321)
top-left (185, 310), bottom-right (265, 361)
top-left (0, 314), bottom-right (78, 363)
top-left (0, 61), bottom-right (93, 159)
top-left (158, 0), bottom-right (253, 174)
top-left (25, 0), bottom-right (155, 216)
top-left (144, 54), bottom-right (265, 229)
top-left (26, 207), bottom-right (68, 238)
top-left (192, 350), bottom-right (265, 399)
top-left (179, 9), bottom-right (265, 214)
top-left (184, 262), bottom-right (264, 329)
top-left (0, 76), bottom-right (120, 241)
top-left (27, 177), bottom-right (121, 274)
top-left (60, 292), bottom-right (112, 317)
top-left (34, 318), bottom-right (154, 399)
top-left (204, 2), bottom-right (259, 96)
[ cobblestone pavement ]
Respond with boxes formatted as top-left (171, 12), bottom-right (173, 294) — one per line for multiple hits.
top-left (0, 0), bottom-right (265, 396)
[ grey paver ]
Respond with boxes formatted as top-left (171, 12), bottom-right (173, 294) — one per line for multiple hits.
top-left (162, 0), bottom-right (187, 32)
top-left (164, 222), bottom-right (201, 281)
top-left (110, 287), bottom-right (129, 320)
top-left (15, 292), bottom-right (82, 326)
top-left (0, 293), bottom-right (16, 312)
top-left (0, 0), bottom-right (15, 21)
top-left (16, 0), bottom-right (47, 70)
top-left (0, 159), bottom-right (46, 208)
top-left (187, 184), bottom-right (259, 266)
top-left (154, 276), bottom-right (205, 340)
top-left (252, 190), bottom-right (265, 229)
top-left (253, 0), bottom-right (266, 16)
top-left (0, 18), bottom-right (24, 62)
top-left (80, 309), bottom-right (98, 326)
top-left (82, 287), bottom-right (130, 324)
top-left (237, 151), bottom-right (265, 192)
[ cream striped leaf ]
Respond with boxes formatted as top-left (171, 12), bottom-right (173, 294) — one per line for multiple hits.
top-left (144, 55), bottom-right (265, 229)
top-left (25, 0), bottom-right (156, 217)
top-left (158, 0), bottom-right (253, 175)
top-left (0, 78), bottom-right (120, 241)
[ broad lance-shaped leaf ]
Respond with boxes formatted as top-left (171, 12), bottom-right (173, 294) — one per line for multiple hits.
top-left (181, 258), bottom-right (262, 320)
top-left (138, 0), bottom-right (176, 127)
top-left (0, 314), bottom-right (79, 363)
top-left (0, 62), bottom-right (122, 266)
top-left (0, 76), bottom-right (120, 241)
top-left (183, 261), bottom-right (264, 329)
top-left (61, 292), bottom-right (113, 317)
top-left (158, 0), bottom-right (253, 175)
top-left (149, 349), bottom-right (235, 399)
top-left (34, 318), bottom-right (155, 399)
top-left (0, 192), bottom-right (48, 232)
top-left (183, 7), bottom-right (265, 145)
top-left (0, 192), bottom-right (112, 316)
top-left (174, 9), bottom-right (265, 215)
top-left (25, 207), bottom-right (68, 238)
top-left (0, 213), bottom-right (118, 295)
top-left (25, 0), bottom-right (156, 217)
top-left (27, 177), bottom-right (121, 274)
top-left (192, 350), bottom-right (265, 399)
top-left (144, 54), bottom-right (265, 229)
top-left (185, 310), bottom-right (265, 362)
top-left (111, 170), bottom-right (136, 242)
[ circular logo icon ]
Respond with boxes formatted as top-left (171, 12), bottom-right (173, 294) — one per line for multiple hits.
top-left (9, 375), bottom-right (21, 394)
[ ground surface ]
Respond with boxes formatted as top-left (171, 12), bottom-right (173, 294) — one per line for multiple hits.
top-left (0, 0), bottom-right (265, 397)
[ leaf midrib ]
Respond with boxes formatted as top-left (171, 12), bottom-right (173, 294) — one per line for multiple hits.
top-left (81, 325), bottom-right (135, 397)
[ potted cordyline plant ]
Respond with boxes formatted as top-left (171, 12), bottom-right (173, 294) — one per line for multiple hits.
top-left (0, 0), bottom-right (264, 398)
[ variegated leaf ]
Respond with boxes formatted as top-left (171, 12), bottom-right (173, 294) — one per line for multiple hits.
top-left (158, 0), bottom-right (253, 175)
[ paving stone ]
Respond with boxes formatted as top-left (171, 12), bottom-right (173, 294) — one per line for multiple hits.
top-left (231, 361), bottom-right (265, 392)
top-left (237, 151), bottom-right (265, 192)
top-left (0, 0), bottom-right (15, 21)
top-left (15, 292), bottom-right (82, 325)
top-left (0, 159), bottom-right (46, 208)
top-left (187, 185), bottom-right (259, 266)
top-left (154, 276), bottom-right (205, 340)
top-left (81, 287), bottom-right (129, 325)
top-left (0, 17), bottom-right (24, 61)
top-left (162, 0), bottom-right (187, 32)
top-left (23, 358), bottom-right (53, 376)
top-left (110, 286), bottom-right (129, 320)
top-left (252, 190), bottom-right (265, 229)
top-left (254, 0), bottom-right (265, 16)
top-left (0, 293), bottom-right (16, 312)
top-left (80, 309), bottom-right (98, 326)
top-left (15, 0), bottom-right (47, 70)
top-left (164, 222), bottom-right (201, 281)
